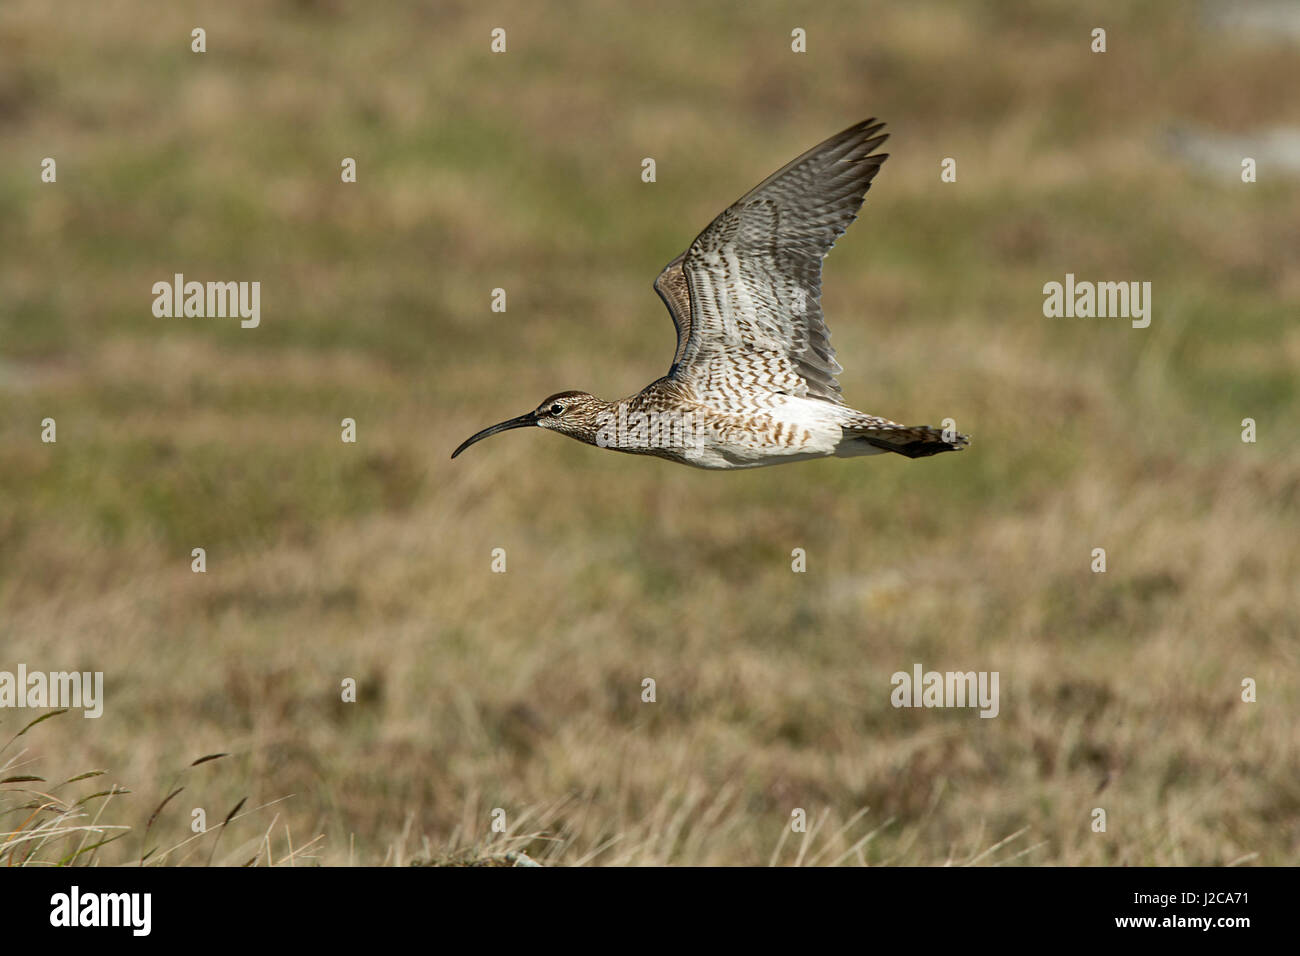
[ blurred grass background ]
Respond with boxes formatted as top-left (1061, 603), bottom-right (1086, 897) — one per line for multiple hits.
top-left (1, 0), bottom-right (1297, 864)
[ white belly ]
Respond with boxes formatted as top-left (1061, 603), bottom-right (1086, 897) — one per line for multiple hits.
top-left (679, 396), bottom-right (870, 470)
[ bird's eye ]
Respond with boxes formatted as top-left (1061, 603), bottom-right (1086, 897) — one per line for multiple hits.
top-left (550, 403), bottom-right (565, 415)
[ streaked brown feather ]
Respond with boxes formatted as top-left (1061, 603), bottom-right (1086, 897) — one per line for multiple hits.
top-left (652, 119), bottom-right (890, 406)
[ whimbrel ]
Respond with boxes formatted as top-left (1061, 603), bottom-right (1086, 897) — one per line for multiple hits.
top-left (452, 119), bottom-right (970, 469)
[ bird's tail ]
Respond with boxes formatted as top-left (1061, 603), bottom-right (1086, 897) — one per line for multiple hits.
top-left (842, 422), bottom-right (970, 459)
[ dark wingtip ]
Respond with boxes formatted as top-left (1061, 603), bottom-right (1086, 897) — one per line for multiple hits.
top-left (858, 433), bottom-right (971, 458)
top-left (894, 441), bottom-right (963, 459)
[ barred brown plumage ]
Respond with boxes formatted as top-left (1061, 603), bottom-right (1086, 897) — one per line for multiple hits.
top-left (452, 119), bottom-right (970, 470)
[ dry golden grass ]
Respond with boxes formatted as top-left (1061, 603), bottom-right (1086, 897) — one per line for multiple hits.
top-left (1, 0), bottom-right (1297, 864)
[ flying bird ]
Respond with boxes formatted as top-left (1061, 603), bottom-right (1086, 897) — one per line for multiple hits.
top-left (452, 119), bottom-right (969, 469)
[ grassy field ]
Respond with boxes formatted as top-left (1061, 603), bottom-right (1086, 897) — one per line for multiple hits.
top-left (2, 0), bottom-right (1297, 865)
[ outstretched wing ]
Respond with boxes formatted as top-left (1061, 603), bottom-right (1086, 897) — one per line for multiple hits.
top-left (655, 119), bottom-right (889, 405)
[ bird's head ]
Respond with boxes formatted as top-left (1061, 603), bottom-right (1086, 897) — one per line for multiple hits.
top-left (451, 390), bottom-right (609, 458)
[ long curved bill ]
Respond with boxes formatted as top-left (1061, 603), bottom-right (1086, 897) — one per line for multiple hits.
top-left (451, 412), bottom-right (537, 459)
